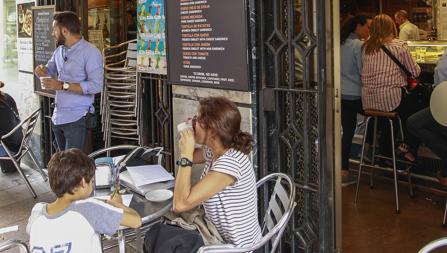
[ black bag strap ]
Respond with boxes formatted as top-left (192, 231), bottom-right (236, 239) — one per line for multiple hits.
top-left (381, 45), bottom-right (413, 78)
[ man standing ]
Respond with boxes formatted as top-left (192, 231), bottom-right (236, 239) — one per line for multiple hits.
top-left (394, 10), bottom-right (420, 40)
top-left (34, 11), bottom-right (103, 151)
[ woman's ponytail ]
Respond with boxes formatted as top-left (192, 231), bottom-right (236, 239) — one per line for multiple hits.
top-left (232, 131), bottom-right (253, 154)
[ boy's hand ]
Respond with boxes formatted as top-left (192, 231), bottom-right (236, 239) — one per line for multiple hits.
top-left (109, 192), bottom-right (123, 205)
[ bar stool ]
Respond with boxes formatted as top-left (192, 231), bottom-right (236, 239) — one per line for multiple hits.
top-left (354, 110), bottom-right (414, 214)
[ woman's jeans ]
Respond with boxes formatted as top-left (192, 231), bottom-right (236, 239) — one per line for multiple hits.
top-left (341, 99), bottom-right (363, 170)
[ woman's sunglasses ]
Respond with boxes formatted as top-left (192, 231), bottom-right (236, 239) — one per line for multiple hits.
top-left (192, 115), bottom-right (197, 131)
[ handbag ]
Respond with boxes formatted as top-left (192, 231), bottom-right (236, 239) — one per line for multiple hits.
top-left (381, 45), bottom-right (420, 92)
top-left (84, 106), bottom-right (97, 129)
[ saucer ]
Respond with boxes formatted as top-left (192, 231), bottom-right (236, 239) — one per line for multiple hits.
top-left (145, 189), bottom-right (173, 202)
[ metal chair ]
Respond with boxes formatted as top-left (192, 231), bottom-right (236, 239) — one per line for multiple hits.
top-left (197, 173), bottom-right (297, 253)
top-left (0, 108), bottom-right (48, 198)
top-left (102, 40), bottom-right (142, 147)
top-left (0, 240), bottom-right (30, 253)
top-left (418, 237), bottom-right (447, 253)
top-left (354, 110), bottom-right (413, 214)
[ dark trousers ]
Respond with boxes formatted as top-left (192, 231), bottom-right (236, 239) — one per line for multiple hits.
top-left (378, 92), bottom-right (420, 156)
top-left (341, 99), bottom-right (363, 170)
top-left (52, 117), bottom-right (87, 151)
top-left (407, 108), bottom-right (447, 175)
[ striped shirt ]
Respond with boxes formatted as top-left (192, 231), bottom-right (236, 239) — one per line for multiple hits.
top-left (201, 147), bottom-right (262, 248)
top-left (361, 39), bottom-right (420, 112)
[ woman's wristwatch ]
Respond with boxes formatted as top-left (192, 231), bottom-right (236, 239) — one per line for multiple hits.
top-left (176, 157), bottom-right (193, 167)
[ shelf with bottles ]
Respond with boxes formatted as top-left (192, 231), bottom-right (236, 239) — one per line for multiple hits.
top-left (407, 40), bottom-right (447, 64)
top-left (87, 7), bottom-right (111, 50)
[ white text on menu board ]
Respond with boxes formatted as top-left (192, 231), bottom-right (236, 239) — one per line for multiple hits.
top-left (179, 0), bottom-right (235, 85)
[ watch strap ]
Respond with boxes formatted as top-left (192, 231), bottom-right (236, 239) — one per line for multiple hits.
top-left (176, 157), bottom-right (193, 167)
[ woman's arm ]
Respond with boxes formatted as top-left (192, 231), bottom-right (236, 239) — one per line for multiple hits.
top-left (401, 44), bottom-right (421, 78)
top-left (193, 148), bottom-right (205, 164)
top-left (173, 130), bottom-right (235, 213)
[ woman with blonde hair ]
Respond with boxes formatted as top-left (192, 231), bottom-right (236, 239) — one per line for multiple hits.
top-left (361, 14), bottom-right (421, 161)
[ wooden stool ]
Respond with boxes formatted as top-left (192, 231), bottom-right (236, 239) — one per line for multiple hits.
top-left (354, 110), bottom-right (414, 214)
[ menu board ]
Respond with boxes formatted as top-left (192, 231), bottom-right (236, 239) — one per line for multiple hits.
top-left (166, 0), bottom-right (250, 91)
top-left (32, 5), bottom-right (56, 97)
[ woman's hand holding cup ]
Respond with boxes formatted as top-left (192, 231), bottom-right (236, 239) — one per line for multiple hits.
top-left (179, 129), bottom-right (195, 159)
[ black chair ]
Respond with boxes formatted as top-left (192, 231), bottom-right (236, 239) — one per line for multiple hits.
top-left (0, 109), bottom-right (48, 198)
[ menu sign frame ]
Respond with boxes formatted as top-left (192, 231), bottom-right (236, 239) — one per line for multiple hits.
top-left (32, 5), bottom-right (56, 97)
top-left (166, 0), bottom-right (251, 91)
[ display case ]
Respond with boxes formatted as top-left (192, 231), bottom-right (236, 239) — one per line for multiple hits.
top-left (407, 40), bottom-right (447, 64)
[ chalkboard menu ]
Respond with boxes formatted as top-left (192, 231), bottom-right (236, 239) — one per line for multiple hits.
top-left (166, 0), bottom-right (250, 91)
top-left (32, 5), bottom-right (56, 97)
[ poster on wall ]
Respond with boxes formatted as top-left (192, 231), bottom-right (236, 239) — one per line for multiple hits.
top-left (16, 0), bottom-right (35, 72)
top-left (136, 0), bottom-right (167, 74)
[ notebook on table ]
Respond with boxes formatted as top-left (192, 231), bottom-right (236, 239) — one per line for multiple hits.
top-left (119, 164), bottom-right (174, 196)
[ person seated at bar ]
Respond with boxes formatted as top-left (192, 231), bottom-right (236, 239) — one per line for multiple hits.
top-left (394, 10), bottom-right (420, 41)
top-left (340, 15), bottom-right (371, 185)
top-left (361, 14), bottom-right (421, 162)
top-left (0, 81), bottom-right (23, 171)
top-left (407, 52), bottom-right (447, 185)
top-left (144, 97), bottom-right (262, 253)
top-left (27, 148), bottom-right (141, 253)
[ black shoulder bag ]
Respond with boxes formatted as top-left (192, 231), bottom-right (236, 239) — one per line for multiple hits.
top-left (380, 45), bottom-right (419, 92)
top-left (381, 45), bottom-right (432, 110)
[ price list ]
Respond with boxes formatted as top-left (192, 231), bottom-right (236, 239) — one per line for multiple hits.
top-left (167, 0), bottom-right (249, 91)
top-left (32, 6), bottom-right (56, 97)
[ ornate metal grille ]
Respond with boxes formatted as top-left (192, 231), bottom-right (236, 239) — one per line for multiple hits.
top-left (140, 73), bottom-right (174, 172)
top-left (257, 0), bottom-right (334, 252)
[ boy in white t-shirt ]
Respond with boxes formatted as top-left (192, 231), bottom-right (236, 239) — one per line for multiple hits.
top-left (26, 148), bottom-right (142, 253)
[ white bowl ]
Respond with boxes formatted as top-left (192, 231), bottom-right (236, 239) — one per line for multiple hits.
top-left (145, 189), bottom-right (173, 202)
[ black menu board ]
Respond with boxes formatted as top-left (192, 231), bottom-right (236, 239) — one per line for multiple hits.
top-left (167, 0), bottom-right (250, 91)
top-left (32, 5), bottom-right (56, 97)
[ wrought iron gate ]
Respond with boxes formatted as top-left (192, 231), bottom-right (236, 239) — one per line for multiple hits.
top-left (256, 0), bottom-right (336, 252)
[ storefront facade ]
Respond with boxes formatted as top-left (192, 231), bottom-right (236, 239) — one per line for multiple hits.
top-left (1, 0), bottom-right (341, 252)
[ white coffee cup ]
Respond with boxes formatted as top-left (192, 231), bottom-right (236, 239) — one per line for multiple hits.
top-left (177, 121), bottom-right (193, 133)
top-left (39, 76), bottom-right (51, 89)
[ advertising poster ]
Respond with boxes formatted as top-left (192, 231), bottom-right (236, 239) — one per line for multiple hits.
top-left (137, 0), bottom-right (167, 74)
top-left (16, 0), bottom-right (35, 72)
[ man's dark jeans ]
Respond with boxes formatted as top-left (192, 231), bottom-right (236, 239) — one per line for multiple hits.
top-left (407, 108), bottom-right (447, 175)
top-left (52, 117), bottom-right (87, 151)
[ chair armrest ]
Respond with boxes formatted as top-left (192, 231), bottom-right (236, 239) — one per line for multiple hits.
top-left (0, 239), bottom-right (29, 252)
top-left (196, 244), bottom-right (260, 253)
top-left (197, 244), bottom-right (236, 253)
top-left (418, 237), bottom-right (447, 253)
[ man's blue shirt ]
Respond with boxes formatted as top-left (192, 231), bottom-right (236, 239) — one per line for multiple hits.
top-left (46, 38), bottom-right (103, 125)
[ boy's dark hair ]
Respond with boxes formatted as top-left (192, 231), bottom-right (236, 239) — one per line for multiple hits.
top-left (53, 11), bottom-right (81, 34)
top-left (48, 148), bottom-right (96, 198)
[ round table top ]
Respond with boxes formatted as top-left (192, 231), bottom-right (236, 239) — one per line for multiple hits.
top-left (94, 188), bottom-right (172, 225)
top-left (430, 81), bottom-right (447, 127)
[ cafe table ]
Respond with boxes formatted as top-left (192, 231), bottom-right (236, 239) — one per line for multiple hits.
top-left (89, 145), bottom-right (173, 253)
top-left (95, 187), bottom-right (172, 253)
